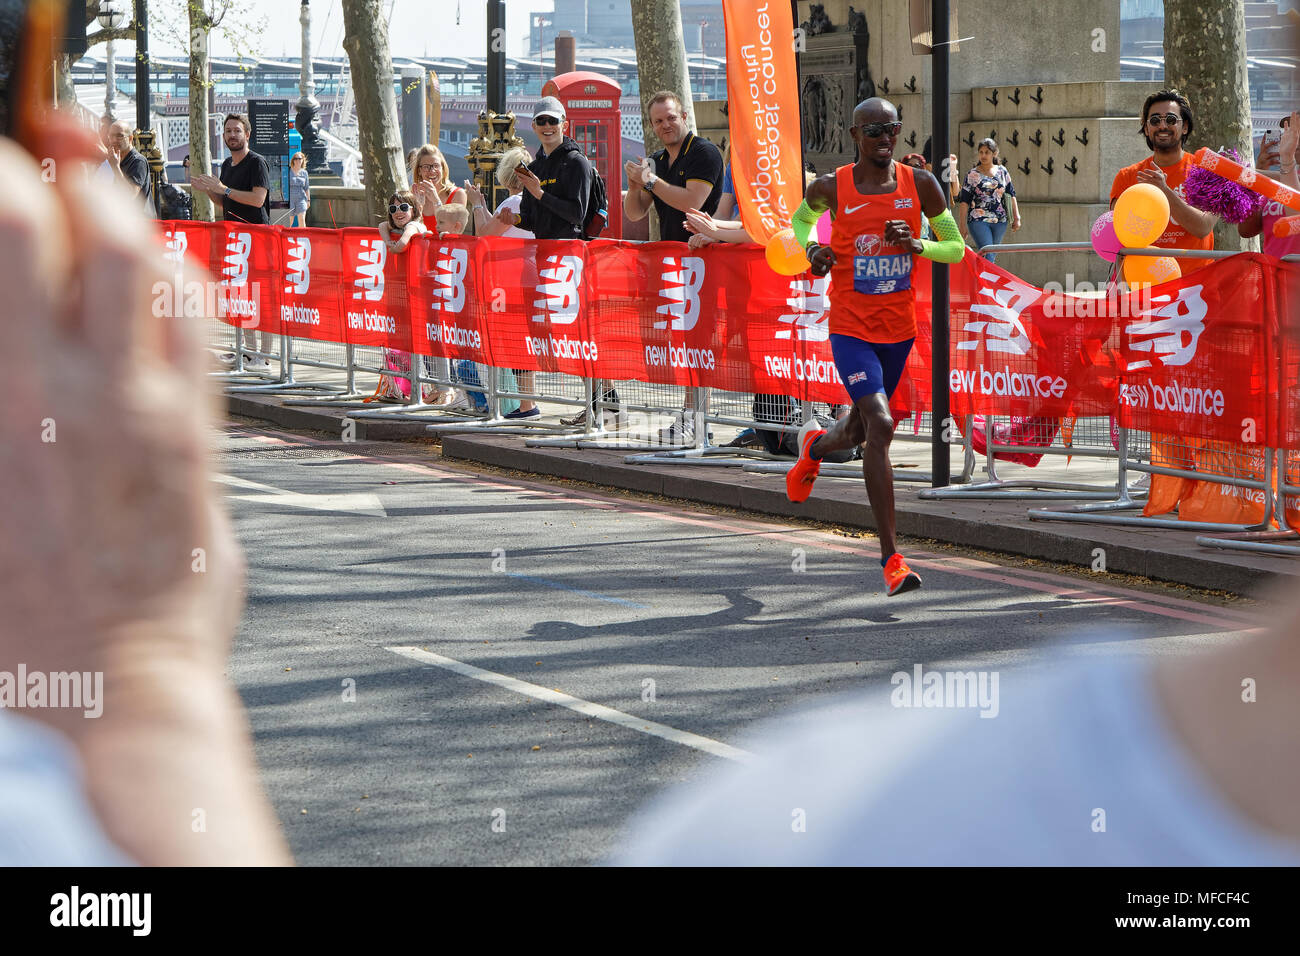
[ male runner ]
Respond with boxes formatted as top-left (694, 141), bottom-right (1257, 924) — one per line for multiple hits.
top-left (786, 98), bottom-right (965, 596)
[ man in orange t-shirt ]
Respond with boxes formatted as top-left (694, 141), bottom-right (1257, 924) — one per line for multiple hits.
top-left (1109, 89), bottom-right (1217, 275)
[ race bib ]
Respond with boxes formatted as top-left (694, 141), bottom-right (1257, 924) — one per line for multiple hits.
top-left (854, 253), bottom-right (912, 295)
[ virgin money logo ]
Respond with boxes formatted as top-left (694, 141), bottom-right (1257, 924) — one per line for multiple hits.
top-left (284, 236), bottom-right (311, 295)
top-left (352, 239), bottom-right (386, 301)
top-left (431, 246), bottom-right (469, 315)
top-left (221, 232), bottom-right (251, 287)
top-left (957, 270), bottom-right (1041, 355)
top-left (163, 229), bottom-right (188, 265)
top-left (776, 275), bottom-right (830, 341)
top-left (532, 254), bottom-right (583, 326)
top-left (855, 234), bottom-right (882, 256)
top-left (654, 256), bottom-right (705, 332)
top-left (1125, 285), bottom-right (1208, 371)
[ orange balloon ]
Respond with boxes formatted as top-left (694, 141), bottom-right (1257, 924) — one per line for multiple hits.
top-left (1122, 254), bottom-right (1181, 289)
top-left (1113, 184), bottom-right (1170, 248)
top-left (766, 228), bottom-right (811, 276)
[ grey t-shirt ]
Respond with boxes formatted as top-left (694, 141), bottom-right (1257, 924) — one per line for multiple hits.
top-left (615, 658), bottom-right (1300, 866)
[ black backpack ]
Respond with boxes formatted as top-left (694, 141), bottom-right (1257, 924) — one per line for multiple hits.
top-left (583, 166), bottom-right (608, 240)
top-left (751, 394), bottom-right (858, 461)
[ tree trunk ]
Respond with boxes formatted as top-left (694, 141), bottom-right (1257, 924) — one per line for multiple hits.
top-left (189, 3), bottom-right (215, 221)
top-left (1163, 0), bottom-right (1253, 252)
top-left (629, 0), bottom-right (698, 241)
top-left (341, 0), bottom-right (407, 223)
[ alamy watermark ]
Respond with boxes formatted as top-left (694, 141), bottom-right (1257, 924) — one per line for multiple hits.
top-left (0, 665), bottom-right (103, 718)
top-left (890, 664), bottom-right (999, 718)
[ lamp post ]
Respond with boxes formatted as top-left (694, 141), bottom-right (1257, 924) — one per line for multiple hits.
top-left (132, 0), bottom-right (164, 217)
top-left (98, 0), bottom-right (127, 122)
top-left (297, 0), bottom-right (331, 175)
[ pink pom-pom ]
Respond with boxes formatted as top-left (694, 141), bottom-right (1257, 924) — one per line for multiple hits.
top-left (1184, 147), bottom-right (1265, 224)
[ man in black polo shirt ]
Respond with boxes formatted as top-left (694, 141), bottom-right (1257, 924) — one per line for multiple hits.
top-left (191, 114), bottom-right (271, 225)
top-left (623, 90), bottom-right (724, 443)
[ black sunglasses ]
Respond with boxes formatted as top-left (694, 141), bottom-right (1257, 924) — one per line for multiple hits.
top-left (534, 115), bottom-right (562, 126)
top-left (855, 121), bottom-right (903, 138)
top-left (1147, 113), bottom-right (1182, 127)
top-left (389, 203), bottom-right (412, 214)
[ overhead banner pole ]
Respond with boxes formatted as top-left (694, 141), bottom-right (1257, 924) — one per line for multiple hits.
top-left (929, 0), bottom-right (952, 488)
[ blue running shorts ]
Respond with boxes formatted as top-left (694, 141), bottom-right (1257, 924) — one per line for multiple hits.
top-left (828, 334), bottom-right (915, 403)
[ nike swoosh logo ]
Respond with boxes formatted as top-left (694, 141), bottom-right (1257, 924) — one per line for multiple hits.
top-left (844, 203), bottom-right (870, 214)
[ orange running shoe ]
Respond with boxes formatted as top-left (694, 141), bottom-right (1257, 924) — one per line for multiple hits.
top-left (883, 553), bottom-right (922, 596)
top-left (785, 425), bottom-right (826, 503)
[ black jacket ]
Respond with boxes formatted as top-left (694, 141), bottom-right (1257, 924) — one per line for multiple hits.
top-left (518, 137), bottom-right (592, 241)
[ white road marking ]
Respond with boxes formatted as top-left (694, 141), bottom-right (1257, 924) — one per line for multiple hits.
top-left (386, 646), bottom-right (754, 763)
top-left (214, 473), bottom-right (388, 517)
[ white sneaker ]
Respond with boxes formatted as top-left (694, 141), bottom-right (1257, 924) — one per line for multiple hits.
top-left (444, 389), bottom-right (472, 410)
top-left (659, 412), bottom-right (710, 446)
top-left (247, 357), bottom-right (272, 371)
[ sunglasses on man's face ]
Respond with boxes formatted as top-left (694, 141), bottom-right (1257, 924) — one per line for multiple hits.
top-left (856, 121), bottom-right (903, 138)
top-left (389, 203), bottom-right (412, 214)
top-left (534, 115), bottom-right (562, 127)
top-left (1147, 113), bottom-right (1182, 127)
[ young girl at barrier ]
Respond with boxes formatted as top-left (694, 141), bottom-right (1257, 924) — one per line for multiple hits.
top-left (368, 192), bottom-right (428, 403)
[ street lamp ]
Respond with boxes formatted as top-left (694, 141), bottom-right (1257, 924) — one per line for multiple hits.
top-left (132, 0), bottom-right (164, 217)
top-left (297, 0), bottom-right (331, 174)
top-left (97, 0), bottom-right (128, 122)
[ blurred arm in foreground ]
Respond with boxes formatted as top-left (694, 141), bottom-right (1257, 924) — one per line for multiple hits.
top-left (0, 119), bottom-right (289, 866)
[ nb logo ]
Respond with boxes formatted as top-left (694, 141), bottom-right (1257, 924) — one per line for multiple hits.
top-left (431, 247), bottom-right (469, 314)
top-left (352, 239), bottom-right (386, 300)
top-left (654, 256), bottom-right (706, 332)
top-left (957, 270), bottom-right (1040, 355)
top-left (163, 229), bottom-right (188, 265)
top-left (221, 231), bottom-right (251, 287)
top-left (284, 236), bottom-right (311, 295)
top-left (532, 254), bottom-right (583, 325)
top-left (1126, 285), bottom-right (1208, 371)
top-left (776, 275), bottom-right (830, 341)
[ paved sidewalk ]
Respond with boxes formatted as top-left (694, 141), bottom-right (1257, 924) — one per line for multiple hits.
top-left (223, 387), bottom-right (1297, 598)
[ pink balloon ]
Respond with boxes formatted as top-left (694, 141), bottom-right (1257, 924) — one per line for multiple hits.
top-left (1091, 211), bottom-right (1122, 263)
top-left (816, 210), bottom-right (831, 244)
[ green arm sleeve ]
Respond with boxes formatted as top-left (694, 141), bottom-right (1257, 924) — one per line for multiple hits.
top-left (919, 208), bottom-right (966, 264)
top-left (791, 199), bottom-right (822, 247)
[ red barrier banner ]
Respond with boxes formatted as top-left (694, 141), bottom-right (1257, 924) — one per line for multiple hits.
top-left (948, 256), bottom-right (1115, 420)
top-left (338, 227), bottom-right (412, 351)
top-left (410, 234), bottom-right (494, 367)
top-left (1117, 254), bottom-right (1272, 446)
top-left (160, 222), bottom-right (1290, 447)
top-left (215, 223), bottom-right (280, 333)
top-left (277, 227), bottom-right (348, 345)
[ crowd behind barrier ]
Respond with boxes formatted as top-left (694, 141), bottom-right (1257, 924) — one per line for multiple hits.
top-left (163, 220), bottom-right (1300, 535)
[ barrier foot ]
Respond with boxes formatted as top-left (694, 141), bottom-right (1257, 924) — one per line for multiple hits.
top-left (1029, 510), bottom-right (1259, 533)
top-left (919, 479), bottom-right (1128, 501)
top-left (1196, 530), bottom-right (1300, 556)
top-left (739, 460), bottom-right (930, 483)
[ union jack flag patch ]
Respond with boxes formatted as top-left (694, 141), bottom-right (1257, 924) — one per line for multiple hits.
top-left (847, 371), bottom-right (868, 385)
top-left (894, 197), bottom-right (914, 209)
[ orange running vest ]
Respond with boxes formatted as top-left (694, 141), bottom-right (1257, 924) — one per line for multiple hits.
top-left (828, 161), bottom-right (923, 343)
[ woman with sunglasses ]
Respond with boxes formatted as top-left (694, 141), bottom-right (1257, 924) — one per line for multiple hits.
top-left (409, 144), bottom-right (465, 221)
top-left (956, 138), bottom-right (1018, 263)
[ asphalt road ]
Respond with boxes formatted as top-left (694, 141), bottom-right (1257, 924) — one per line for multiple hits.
top-left (214, 421), bottom-right (1264, 866)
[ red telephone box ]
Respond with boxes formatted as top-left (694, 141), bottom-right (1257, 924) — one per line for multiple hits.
top-left (542, 71), bottom-right (623, 239)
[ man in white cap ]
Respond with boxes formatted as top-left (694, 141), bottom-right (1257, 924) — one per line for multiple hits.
top-left (496, 95), bottom-right (592, 242)
top-left (498, 95), bottom-right (620, 427)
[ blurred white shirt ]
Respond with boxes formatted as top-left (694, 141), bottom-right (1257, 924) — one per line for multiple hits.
top-left (0, 710), bottom-right (132, 865)
top-left (615, 658), bottom-right (1300, 866)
